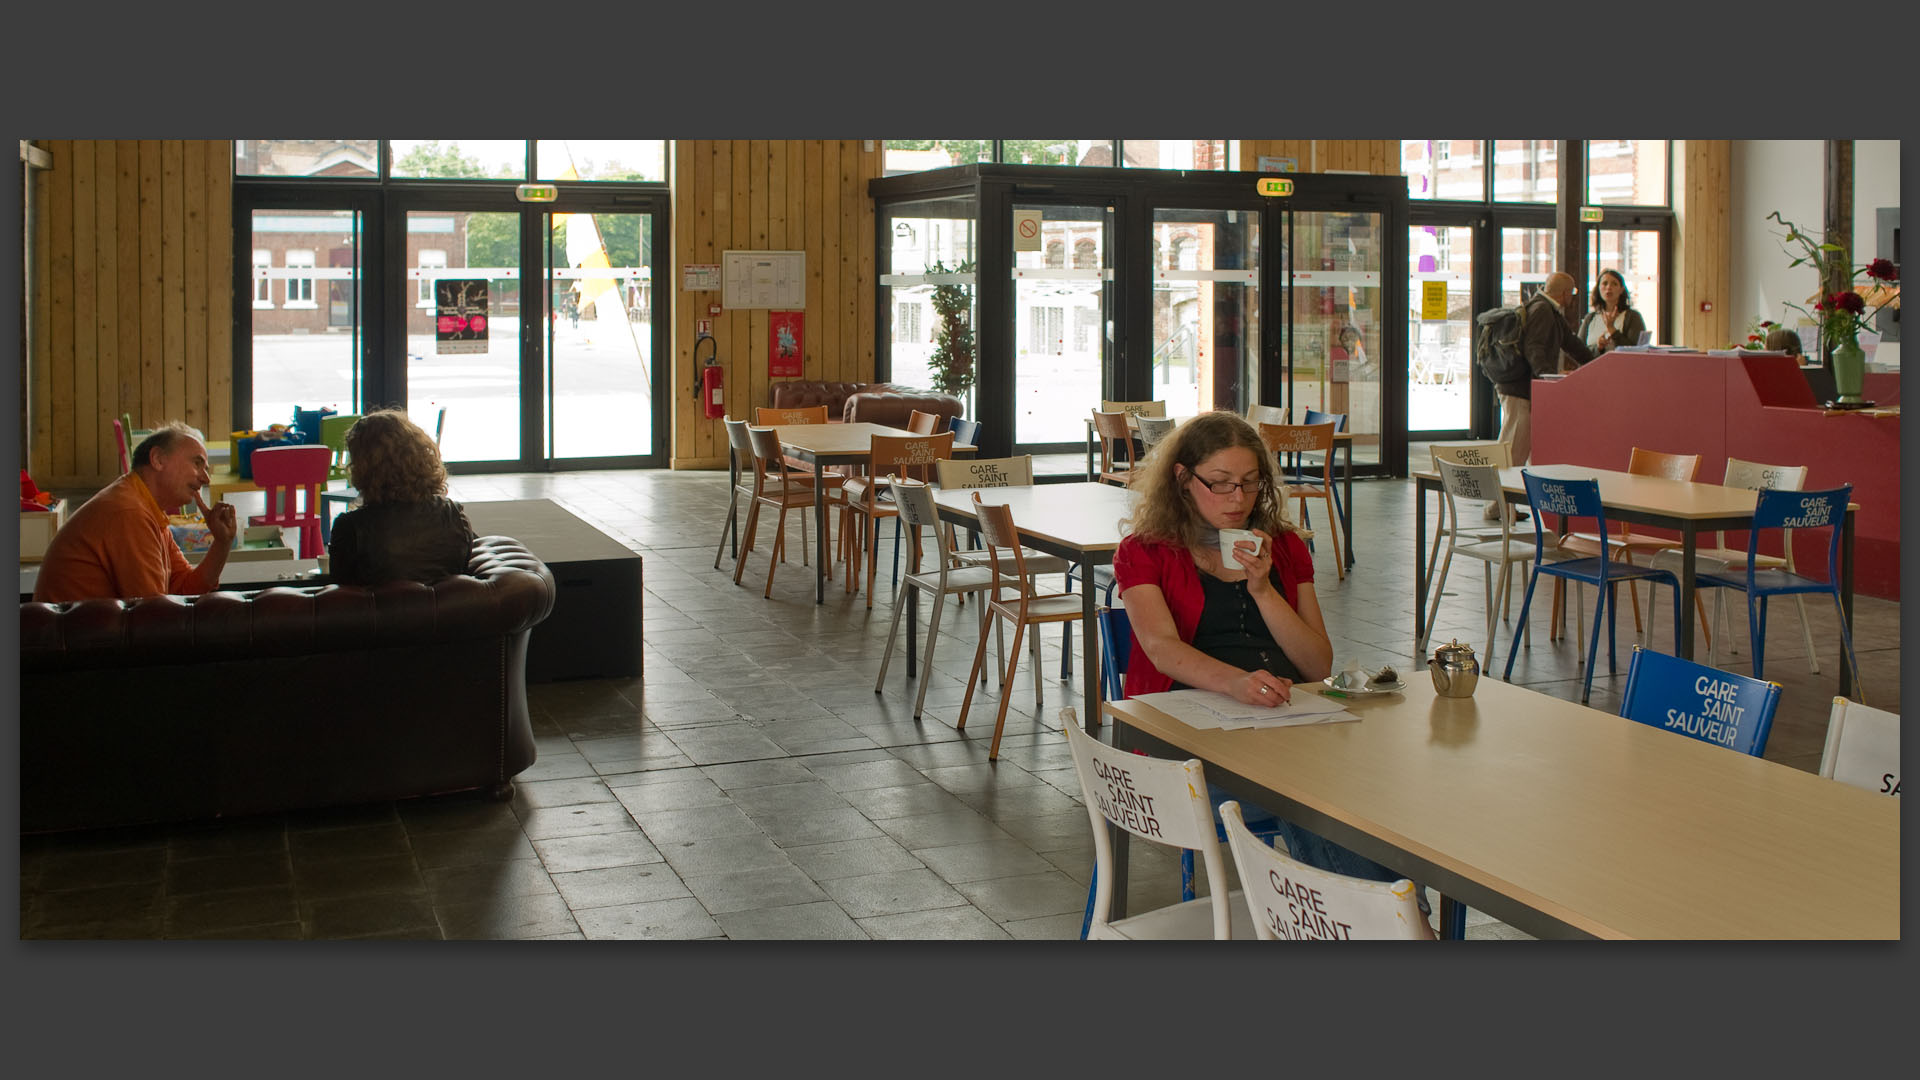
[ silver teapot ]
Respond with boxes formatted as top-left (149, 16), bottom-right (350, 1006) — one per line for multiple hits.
top-left (1428, 639), bottom-right (1480, 698)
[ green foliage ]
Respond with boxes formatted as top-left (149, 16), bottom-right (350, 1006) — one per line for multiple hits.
top-left (926, 260), bottom-right (977, 396)
top-left (887, 140), bottom-right (1081, 167)
top-left (394, 140), bottom-right (496, 179)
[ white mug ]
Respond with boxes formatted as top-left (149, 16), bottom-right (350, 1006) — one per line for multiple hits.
top-left (1219, 529), bottom-right (1262, 564)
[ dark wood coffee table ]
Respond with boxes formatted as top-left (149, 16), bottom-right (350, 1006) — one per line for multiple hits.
top-left (464, 499), bottom-right (644, 683)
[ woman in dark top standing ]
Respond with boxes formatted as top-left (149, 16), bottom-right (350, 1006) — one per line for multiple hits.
top-left (327, 409), bottom-right (475, 586)
top-left (1577, 268), bottom-right (1648, 358)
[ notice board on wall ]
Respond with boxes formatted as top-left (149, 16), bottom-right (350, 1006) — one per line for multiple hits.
top-left (722, 250), bottom-right (806, 309)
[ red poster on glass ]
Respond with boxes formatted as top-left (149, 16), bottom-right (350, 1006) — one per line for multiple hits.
top-left (769, 310), bottom-right (804, 378)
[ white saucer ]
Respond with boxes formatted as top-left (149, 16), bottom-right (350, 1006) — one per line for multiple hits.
top-left (1321, 677), bottom-right (1407, 696)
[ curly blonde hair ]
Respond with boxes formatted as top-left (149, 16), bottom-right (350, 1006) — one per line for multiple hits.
top-left (345, 410), bottom-right (447, 505)
top-left (1125, 411), bottom-right (1298, 549)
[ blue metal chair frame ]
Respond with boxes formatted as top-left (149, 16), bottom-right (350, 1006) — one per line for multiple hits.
top-left (1078, 605), bottom-right (1287, 938)
top-left (1618, 646), bottom-right (1782, 758)
top-left (1691, 485), bottom-right (1862, 694)
top-left (1502, 471), bottom-right (1684, 705)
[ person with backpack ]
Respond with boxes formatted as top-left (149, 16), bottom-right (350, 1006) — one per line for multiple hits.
top-left (1484, 271), bottom-right (1596, 518)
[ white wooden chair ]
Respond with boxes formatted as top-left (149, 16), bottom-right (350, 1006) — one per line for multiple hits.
top-left (1819, 697), bottom-right (1901, 797)
top-left (873, 476), bottom-right (1001, 720)
top-left (1062, 709), bottom-right (1251, 940)
top-left (1220, 801), bottom-right (1434, 941)
top-left (1420, 457), bottom-right (1551, 667)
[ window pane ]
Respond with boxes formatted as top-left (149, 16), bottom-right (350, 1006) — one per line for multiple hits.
top-left (1007, 140), bottom-right (1110, 166)
top-left (1501, 227), bottom-right (1558, 306)
top-left (1492, 140), bottom-right (1557, 203)
top-left (1122, 140), bottom-right (1228, 170)
top-left (248, 209), bottom-right (362, 428)
top-left (1408, 224), bottom-right (1473, 430)
top-left (390, 140), bottom-right (526, 180)
top-left (405, 210), bottom-right (521, 462)
top-left (1401, 140), bottom-right (1485, 200)
top-left (235, 140), bottom-right (377, 178)
top-left (1587, 140), bottom-right (1668, 206)
top-left (883, 140), bottom-right (992, 175)
top-left (536, 140), bottom-right (667, 182)
top-left (880, 196), bottom-right (978, 393)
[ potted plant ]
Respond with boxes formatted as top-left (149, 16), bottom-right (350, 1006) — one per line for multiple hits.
top-left (925, 260), bottom-right (977, 402)
top-left (1766, 211), bottom-right (1901, 405)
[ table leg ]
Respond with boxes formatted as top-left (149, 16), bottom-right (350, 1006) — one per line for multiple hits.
top-left (1342, 440), bottom-right (1355, 570)
top-left (1414, 477), bottom-right (1430, 645)
top-left (1085, 429), bottom-right (1096, 483)
top-left (814, 460), bottom-right (827, 605)
top-left (1839, 508), bottom-right (1855, 697)
top-left (1676, 522), bottom-right (1697, 661)
top-left (1438, 895), bottom-right (1466, 941)
top-left (1082, 568), bottom-right (1100, 733)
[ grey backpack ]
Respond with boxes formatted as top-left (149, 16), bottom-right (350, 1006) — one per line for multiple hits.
top-left (1474, 301), bottom-right (1533, 385)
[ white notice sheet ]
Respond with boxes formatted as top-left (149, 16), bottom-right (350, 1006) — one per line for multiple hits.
top-left (1131, 689), bottom-right (1359, 731)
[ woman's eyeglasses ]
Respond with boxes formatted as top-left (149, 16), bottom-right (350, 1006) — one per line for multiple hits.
top-left (1191, 476), bottom-right (1267, 496)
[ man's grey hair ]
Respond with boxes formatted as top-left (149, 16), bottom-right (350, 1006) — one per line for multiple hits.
top-left (131, 421), bottom-right (206, 467)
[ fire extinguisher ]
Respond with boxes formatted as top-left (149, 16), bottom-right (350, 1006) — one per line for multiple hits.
top-left (693, 333), bottom-right (724, 419)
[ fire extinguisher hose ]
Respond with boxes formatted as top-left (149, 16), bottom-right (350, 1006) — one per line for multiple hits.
top-left (692, 334), bottom-right (718, 400)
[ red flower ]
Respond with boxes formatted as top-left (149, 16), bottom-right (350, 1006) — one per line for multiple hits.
top-left (1760, 320), bottom-right (1775, 328)
top-left (1837, 291), bottom-right (1867, 315)
top-left (1748, 334), bottom-right (1763, 343)
top-left (1866, 258), bottom-right (1898, 282)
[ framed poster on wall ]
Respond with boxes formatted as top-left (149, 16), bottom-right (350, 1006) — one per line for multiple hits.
top-left (770, 311), bottom-right (804, 377)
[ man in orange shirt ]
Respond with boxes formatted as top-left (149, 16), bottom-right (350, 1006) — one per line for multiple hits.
top-left (32, 422), bottom-right (238, 603)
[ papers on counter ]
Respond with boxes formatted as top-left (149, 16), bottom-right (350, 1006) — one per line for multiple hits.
top-left (1131, 689), bottom-right (1360, 731)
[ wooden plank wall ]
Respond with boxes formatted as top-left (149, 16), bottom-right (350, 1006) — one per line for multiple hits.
top-left (27, 140), bottom-right (232, 488)
top-left (1676, 140), bottom-right (1732, 349)
top-left (670, 139), bottom-right (882, 468)
top-left (1237, 140), bottom-right (1399, 175)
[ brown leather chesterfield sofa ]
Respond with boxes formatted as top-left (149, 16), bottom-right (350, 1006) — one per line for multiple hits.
top-left (768, 379), bottom-right (965, 429)
top-left (18, 536), bottom-right (555, 833)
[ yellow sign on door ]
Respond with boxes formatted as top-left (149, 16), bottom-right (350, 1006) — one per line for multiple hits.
top-left (1421, 280), bottom-right (1449, 320)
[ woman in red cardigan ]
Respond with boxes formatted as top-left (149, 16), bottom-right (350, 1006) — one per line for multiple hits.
top-left (1112, 411), bottom-right (1414, 891)
top-left (1112, 411), bottom-right (1332, 702)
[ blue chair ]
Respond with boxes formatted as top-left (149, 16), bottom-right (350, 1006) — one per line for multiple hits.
top-left (1618, 647), bottom-right (1782, 758)
top-left (1503, 471), bottom-right (1683, 705)
top-left (1692, 485), bottom-right (1863, 696)
top-left (1059, 564), bottom-right (1117, 681)
top-left (1078, 605), bottom-right (1287, 939)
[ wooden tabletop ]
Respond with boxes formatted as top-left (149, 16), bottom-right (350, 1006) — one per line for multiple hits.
top-left (1414, 463), bottom-right (1770, 522)
top-left (1104, 676), bottom-right (1899, 939)
top-left (932, 482), bottom-right (1132, 555)
top-left (774, 422), bottom-right (918, 456)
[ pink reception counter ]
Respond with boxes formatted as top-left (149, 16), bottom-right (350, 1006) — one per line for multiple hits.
top-left (1531, 350), bottom-right (1899, 600)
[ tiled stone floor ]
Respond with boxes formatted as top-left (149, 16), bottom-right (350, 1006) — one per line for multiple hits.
top-left (19, 458), bottom-right (1901, 940)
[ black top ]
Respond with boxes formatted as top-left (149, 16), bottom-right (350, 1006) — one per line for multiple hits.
top-left (327, 497), bottom-right (476, 586)
top-left (1172, 568), bottom-right (1301, 688)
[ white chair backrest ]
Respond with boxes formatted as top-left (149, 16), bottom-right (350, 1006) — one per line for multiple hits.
top-left (1102, 399), bottom-right (1166, 418)
top-left (886, 475), bottom-right (943, 533)
top-left (1136, 415), bottom-right (1177, 452)
top-left (1435, 458), bottom-right (1511, 542)
top-left (1062, 709), bottom-right (1234, 938)
top-left (724, 417), bottom-right (754, 455)
top-left (1246, 404), bottom-right (1288, 428)
top-left (1219, 801), bottom-right (1434, 941)
top-left (1723, 457), bottom-right (1809, 493)
top-left (936, 455), bottom-right (1035, 489)
top-left (1430, 441), bottom-right (1511, 469)
top-left (1820, 697), bottom-right (1901, 797)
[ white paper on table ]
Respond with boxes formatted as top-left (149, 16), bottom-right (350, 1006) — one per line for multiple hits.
top-left (1132, 689), bottom-right (1357, 730)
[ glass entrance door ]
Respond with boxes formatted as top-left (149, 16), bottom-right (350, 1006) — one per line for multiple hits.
top-left (1149, 207), bottom-right (1260, 417)
top-left (1407, 223), bottom-right (1474, 433)
top-left (1290, 209), bottom-right (1385, 467)
top-left (404, 208), bottom-right (523, 466)
top-left (544, 209), bottom-right (658, 461)
top-left (1012, 201), bottom-right (1112, 448)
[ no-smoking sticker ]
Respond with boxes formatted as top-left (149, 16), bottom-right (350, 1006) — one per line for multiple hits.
top-left (1013, 209), bottom-right (1043, 253)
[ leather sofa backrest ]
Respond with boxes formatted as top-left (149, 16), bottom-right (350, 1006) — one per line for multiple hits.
top-left (844, 390), bottom-right (966, 431)
top-left (20, 535), bottom-right (555, 672)
top-left (770, 380), bottom-right (900, 417)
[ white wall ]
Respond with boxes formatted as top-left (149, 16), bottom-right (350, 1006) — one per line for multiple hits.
top-left (1730, 139), bottom-right (1900, 365)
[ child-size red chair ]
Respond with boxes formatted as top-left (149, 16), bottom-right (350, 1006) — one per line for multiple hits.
top-left (247, 444), bottom-right (331, 559)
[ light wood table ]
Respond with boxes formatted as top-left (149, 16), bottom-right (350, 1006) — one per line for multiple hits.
top-left (774, 422), bottom-right (974, 604)
top-left (933, 482), bottom-right (1131, 730)
top-left (1103, 676), bottom-right (1899, 939)
top-left (1412, 463), bottom-right (1858, 696)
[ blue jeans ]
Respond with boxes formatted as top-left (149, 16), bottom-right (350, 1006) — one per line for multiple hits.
top-left (1273, 819), bottom-right (1406, 884)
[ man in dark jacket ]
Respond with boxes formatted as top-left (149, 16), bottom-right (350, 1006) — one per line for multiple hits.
top-left (1486, 272), bottom-right (1596, 519)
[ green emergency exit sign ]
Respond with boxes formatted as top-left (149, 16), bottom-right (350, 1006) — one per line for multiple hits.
top-left (516, 184), bottom-right (560, 203)
top-left (1580, 206), bottom-right (1604, 222)
top-left (1257, 178), bottom-right (1294, 197)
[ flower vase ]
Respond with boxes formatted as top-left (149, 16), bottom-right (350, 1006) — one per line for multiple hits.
top-left (1831, 333), bottom-right (1867, 404)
